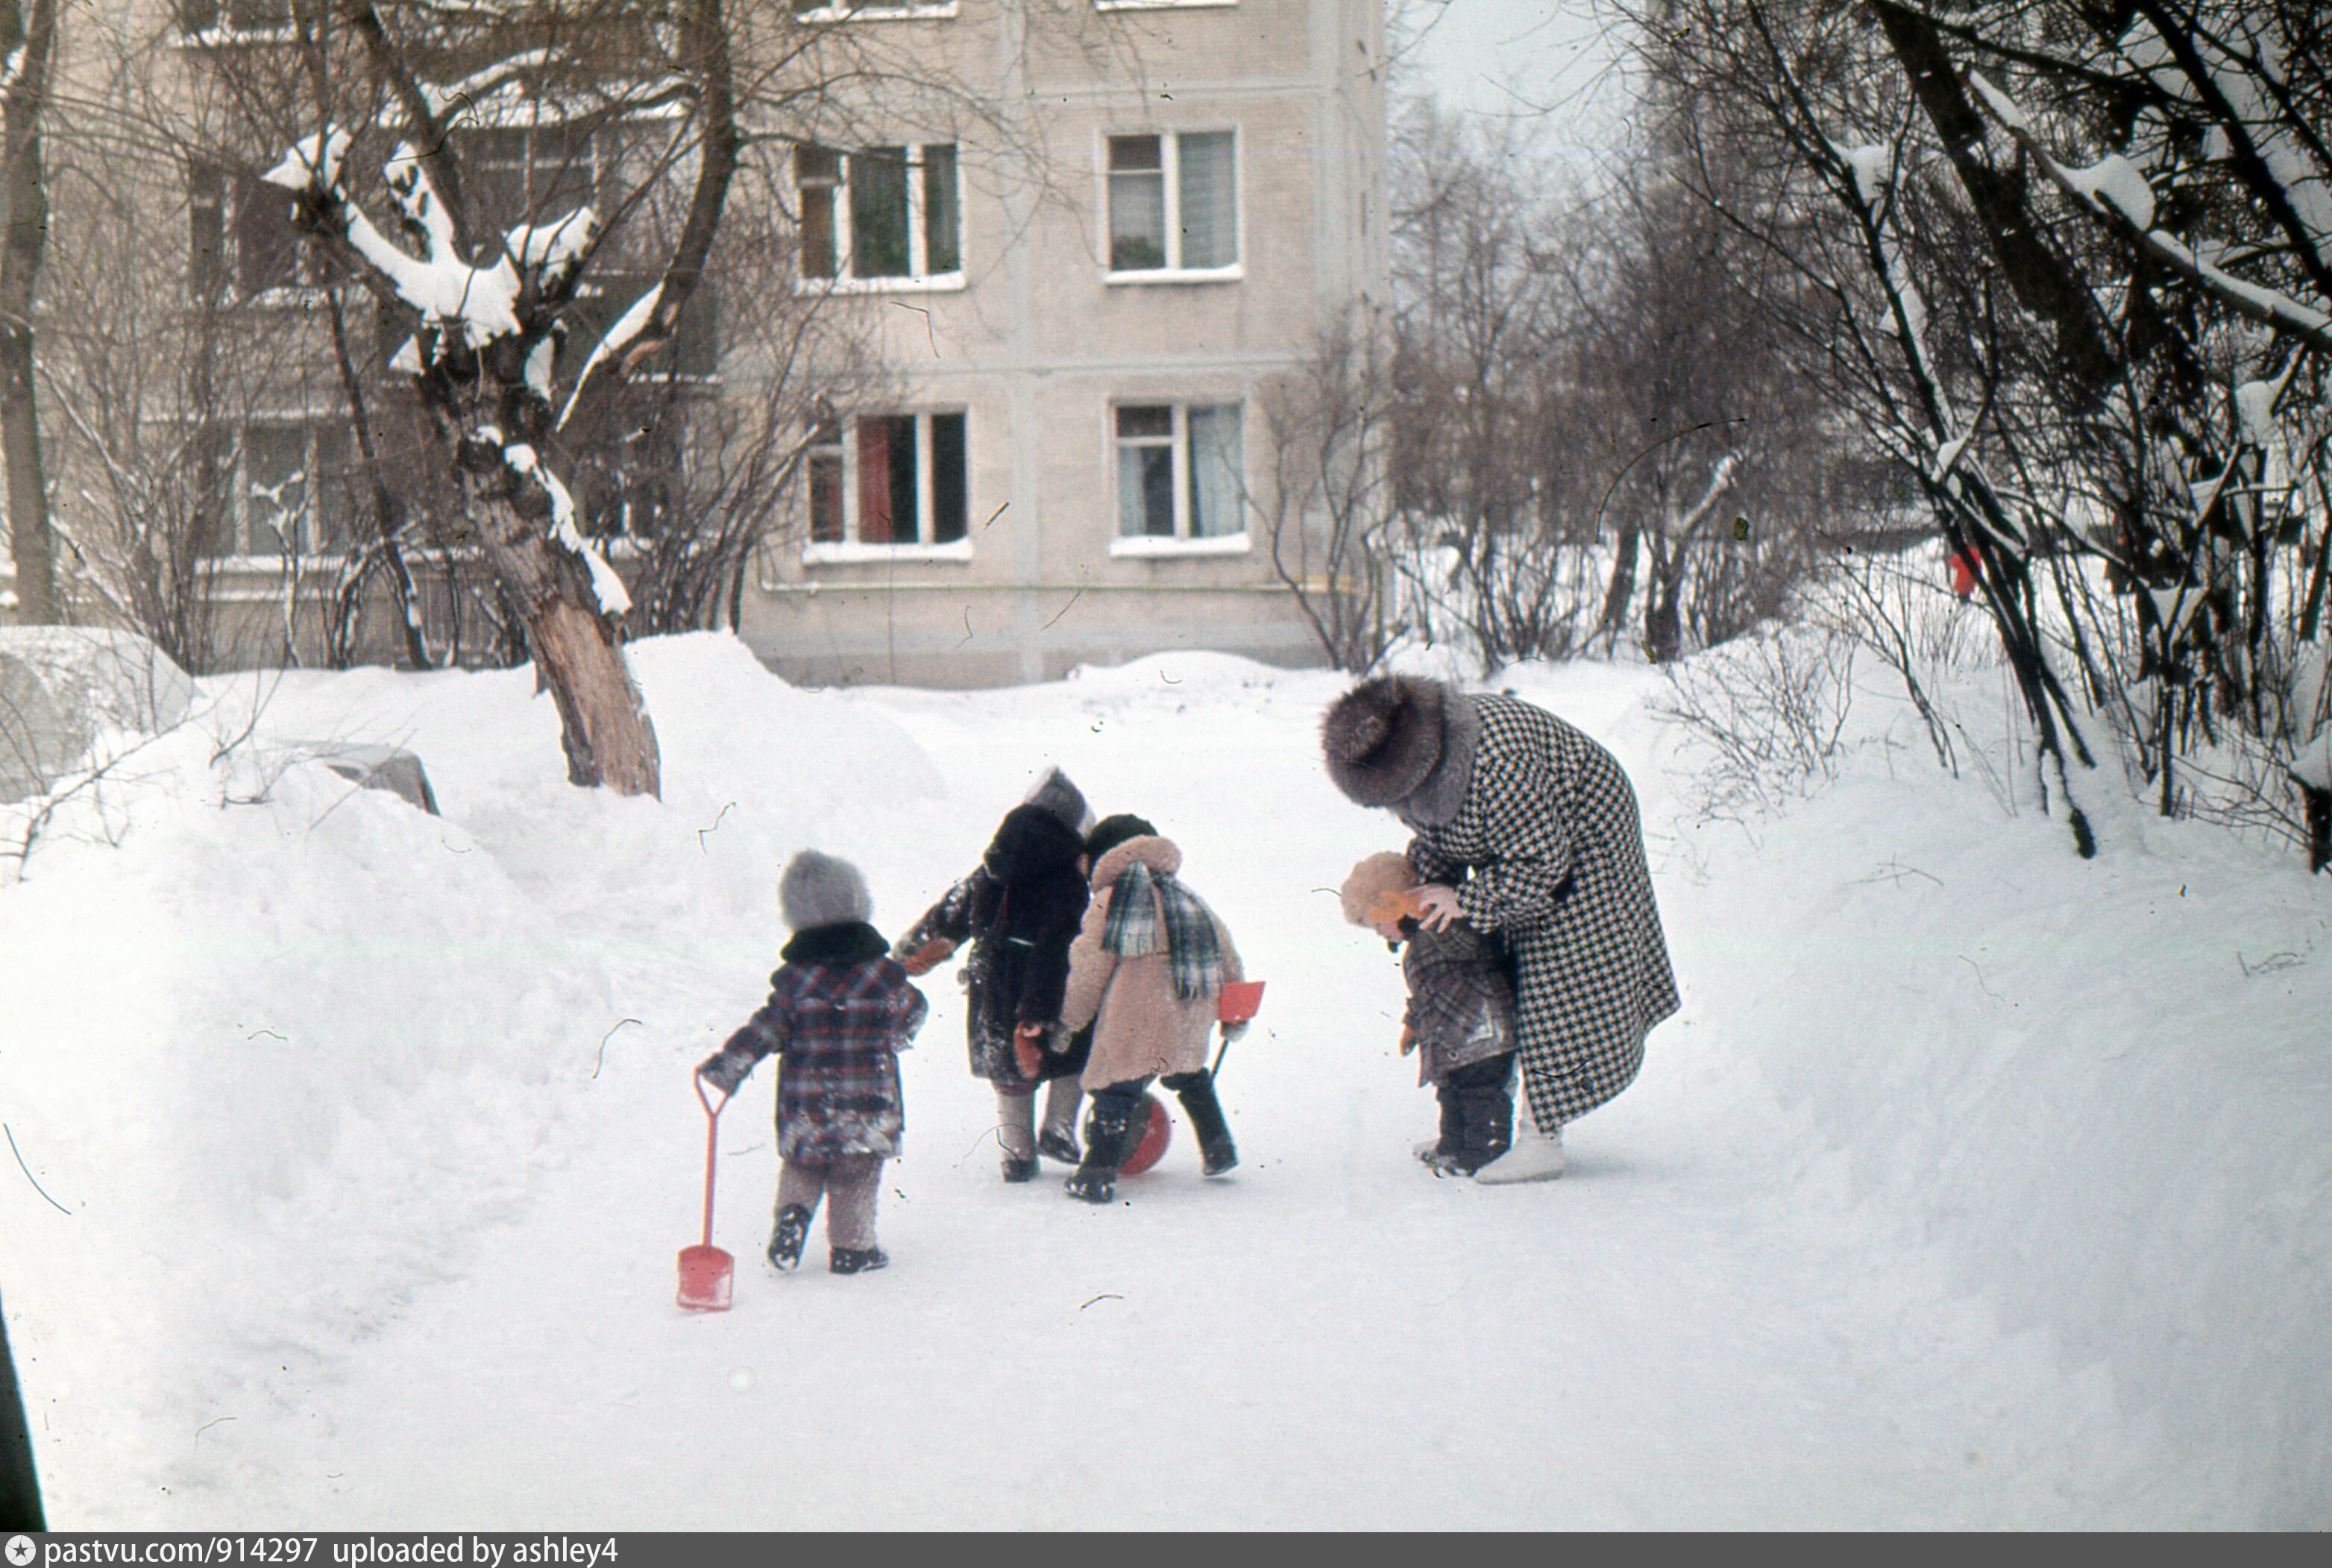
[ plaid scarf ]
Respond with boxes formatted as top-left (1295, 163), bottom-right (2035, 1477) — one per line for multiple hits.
top-left (1100, 861), bottom-right (1222, 1001)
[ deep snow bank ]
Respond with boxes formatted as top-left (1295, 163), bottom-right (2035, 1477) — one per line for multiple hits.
top-left (0, 634), bottom-right (949, 1501)
top-left (1639, 642), bottom-right (2332, 1526)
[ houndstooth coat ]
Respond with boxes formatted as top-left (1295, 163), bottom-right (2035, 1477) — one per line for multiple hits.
top-left (1404, 695), bottom-right (1678, 1130)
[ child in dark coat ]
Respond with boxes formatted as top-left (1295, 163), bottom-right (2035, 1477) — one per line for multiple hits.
top-left (699, 851), bottom-right (927, 1276)
top-left (894, 767), bottom-right (1094, 1183)
top-left (1340, 851), bottom-right (1518, 1177)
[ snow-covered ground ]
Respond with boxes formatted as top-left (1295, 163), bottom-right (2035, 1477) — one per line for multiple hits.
top-left (2, 630), bottom-right (2325, 1528)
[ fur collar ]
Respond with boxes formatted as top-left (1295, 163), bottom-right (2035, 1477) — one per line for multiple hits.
top-left (780, 921), bottom-right (892, 967)
top-left (1089, 834), bottom-right (1181, 890)
top-left (1395, 690), bottom-right (1479, 828)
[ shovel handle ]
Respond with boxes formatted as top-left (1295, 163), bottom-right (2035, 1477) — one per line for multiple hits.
top-left (694, 1074), bottom-right (729, 1247)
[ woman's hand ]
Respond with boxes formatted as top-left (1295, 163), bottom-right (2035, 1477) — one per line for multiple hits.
top-left (1410, 884), bottom-right (1462, 931)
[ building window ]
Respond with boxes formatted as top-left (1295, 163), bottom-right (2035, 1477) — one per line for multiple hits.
top-left (1114, 403), bottom-right (1243, 540)
top-left (1107, 130), bottom-right (1236, 275)
top-left (459, 123), bottom-right (601, 240)
top-left (570, 389), bottom-right (685, 540)
top-left (791, 1), bottom-right (960, 17)
top-left (189, 166), bottom-right (313, 298)
top-left (807, 412), bottom-right (969, 549)
top-left (796, 143), bottom-right (962, 287)
top-left (565, 271), bottom-right (722, 382)
top-left (201, 422), bottom-right (356, 559)
top-left (177, 0), bottom-right (295, 37)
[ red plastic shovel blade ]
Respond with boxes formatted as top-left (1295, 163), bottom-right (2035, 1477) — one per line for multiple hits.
top-left (1218, 980), bottom-right (1266, 1024)
top-left (1118, 1092), bottom-right (1174, 1177)
top-left (677, 1243), bottom-right (734, 1312)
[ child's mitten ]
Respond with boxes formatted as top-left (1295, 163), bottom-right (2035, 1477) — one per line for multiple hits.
top-left (1398, 1024), bottom-right (1417, 1057)
top-left (698, 1046), bottom-right (755, 1096)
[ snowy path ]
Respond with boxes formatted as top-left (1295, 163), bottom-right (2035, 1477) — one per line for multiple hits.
top-left (117, 655), bottom-right (2228, 1531)
top-left (15, 643), bottom-right (2291, 1527)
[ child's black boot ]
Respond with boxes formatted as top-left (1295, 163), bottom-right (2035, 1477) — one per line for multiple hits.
top-left (1065, 1095), bottom-right (1139, 1203)
top-left (829, 1246), bottom-right (889, 1275)
top-left (1163, 1071), bottom-right (1239, 1176)
top-left (1451, 1080), bottom-right (1514, 1176)
top-left (1422, 1081), bottom-right (1468, 1171)
top-left (767, 1205), bottom-right (811, 1271)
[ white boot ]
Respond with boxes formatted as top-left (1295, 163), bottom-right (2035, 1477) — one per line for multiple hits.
top-left (1472, 1115), bottom-right (1564, 1184)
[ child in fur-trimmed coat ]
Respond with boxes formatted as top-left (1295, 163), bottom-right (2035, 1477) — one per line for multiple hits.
top-left (1059, 813), bottom-right (1247, 1204)
top-left (699, 851), bottom-right (927, 1276)
top-left (1339, 851), bottom-right (1519, 1177)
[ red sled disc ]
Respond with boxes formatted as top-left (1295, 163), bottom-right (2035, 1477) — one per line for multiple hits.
top-left (1118, 1092), bottom-right (1173, 1177)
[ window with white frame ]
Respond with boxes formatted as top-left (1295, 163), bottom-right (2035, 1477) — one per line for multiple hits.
top-left (796, 143), bottom-right (961, 286)
top-left (1106, 130), bottom-right (1236, 275)
top-left (175, 0), bottom-right (295, 38)
top-left (791, 1), bottom-right (960, 18)
top-left (1113, 403), bottom-right (1243, 541)
top-left (806, 412), bottom-right (969, 550)
top-left (201, 421), bottom-right (357, 559)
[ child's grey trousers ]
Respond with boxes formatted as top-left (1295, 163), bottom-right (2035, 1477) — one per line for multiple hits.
top-left (776, 1156), bottom-right (883, 1251)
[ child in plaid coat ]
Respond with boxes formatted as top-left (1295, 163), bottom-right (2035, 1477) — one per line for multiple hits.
top-left (699, 851), bottom-right (928, 1276)
top-left (1340, 851), bottom-right (1519, 1177)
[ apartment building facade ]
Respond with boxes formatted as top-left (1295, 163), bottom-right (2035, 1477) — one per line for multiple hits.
top-left (10, 1), bottom-right (1385, 687)
top-left (738, 0), bottom-right (1389, 687)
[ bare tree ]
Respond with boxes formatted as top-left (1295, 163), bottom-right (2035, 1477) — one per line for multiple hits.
top-left (1638, 0), bottom-right (2332, 865)
top-left (0, 0), bottom-right (58, 625)
top-left (1253, 309), bottom-right (1403, 673)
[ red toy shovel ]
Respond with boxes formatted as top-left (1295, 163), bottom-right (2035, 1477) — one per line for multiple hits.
top-left (1210, 980), bottom-right (1266, 1080)
top-left (677, 1076), bottom-right (733, 1312)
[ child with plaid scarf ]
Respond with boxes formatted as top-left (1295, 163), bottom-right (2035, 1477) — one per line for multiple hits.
top-left (1058, 814), bottom-right (1248, 1203)
top-left (1339, 851), bottom-right (1519, 1177)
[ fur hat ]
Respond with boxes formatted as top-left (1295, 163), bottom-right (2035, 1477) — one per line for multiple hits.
top-left (779, 849), bottom-right (873, 931)
top-left (1084, 812), bottom-right (1158, 867)
top-left (1339, 851), bottom-right (1419, 926)
top-left (1023, 766), bottom-right (1095, 836)
top-left (1320, 676), bottom-right (1447, 808)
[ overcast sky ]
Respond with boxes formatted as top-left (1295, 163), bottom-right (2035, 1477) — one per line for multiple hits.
top-left (1392, 0), bottom-right (1640, 154)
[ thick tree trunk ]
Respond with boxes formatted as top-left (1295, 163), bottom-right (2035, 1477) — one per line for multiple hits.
top-left (0, 0), bottom-right (57, 626)
top-left (531, 594), bottom-right (660, 796)
top-left (479, 500), bottom-right (659, 796)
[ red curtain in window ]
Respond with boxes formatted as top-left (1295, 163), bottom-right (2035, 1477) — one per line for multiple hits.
top-left (857, 417), bottom-right (893, 544)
